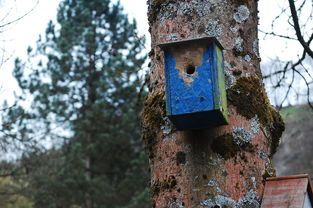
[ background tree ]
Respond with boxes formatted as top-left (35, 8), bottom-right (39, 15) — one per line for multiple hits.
top-left (261, 0), bottom-right (313, 109)
top-left (2, 0), bottom-right (150, 207)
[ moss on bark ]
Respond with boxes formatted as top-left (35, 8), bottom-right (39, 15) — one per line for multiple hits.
top-left (151, 175), bottom-right (177, 196)
top-left (212, 134), bottom-right (255, 160)
top-left (141, 90), bottom-right (166, 159)
top-left (227, 76), bottom-right (285, 155)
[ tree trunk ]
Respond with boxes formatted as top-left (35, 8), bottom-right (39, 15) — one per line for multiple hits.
top-left (142, 0), bottom-right (285, 207)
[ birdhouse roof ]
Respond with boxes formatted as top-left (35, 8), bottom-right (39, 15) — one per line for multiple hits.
top-left (261, 174), bottom-right (313, 208)
top-left (157, 37), bottom-right (224, 50)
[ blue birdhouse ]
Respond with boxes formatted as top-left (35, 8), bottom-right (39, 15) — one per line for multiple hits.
top-left (158, 37), bottom-right (228, 130)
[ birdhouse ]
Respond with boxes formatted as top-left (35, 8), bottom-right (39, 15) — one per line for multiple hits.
top-left (158, 37), bottom-right (228, 130)
top-left (261, 174), bottom-right (313, 208)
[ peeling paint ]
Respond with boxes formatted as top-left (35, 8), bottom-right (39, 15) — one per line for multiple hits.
top-left (232, 127), bottom-right (253, 146)
top-left (201, 189), bottom-right (260, 207)
top-left (233, 5), bottom-right (250, 24)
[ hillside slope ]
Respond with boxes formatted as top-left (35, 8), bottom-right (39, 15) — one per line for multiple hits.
top-left (273, 105), bottom-right (313, 178)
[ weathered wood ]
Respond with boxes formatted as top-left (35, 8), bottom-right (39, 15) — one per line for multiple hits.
top-left (159, 38), bottom-right (228, 130)
top-left (261, 174), bottom-right (313, 208)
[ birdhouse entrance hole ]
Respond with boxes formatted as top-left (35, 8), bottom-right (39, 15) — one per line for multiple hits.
top-left (186, 64), bottom-right (195, 74)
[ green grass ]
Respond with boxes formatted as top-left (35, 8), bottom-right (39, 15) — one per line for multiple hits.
top-left (280, 104), bottom-right (313, 123)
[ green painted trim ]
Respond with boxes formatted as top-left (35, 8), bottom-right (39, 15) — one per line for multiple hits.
top-left (216, 46), bottom-right (229, 123)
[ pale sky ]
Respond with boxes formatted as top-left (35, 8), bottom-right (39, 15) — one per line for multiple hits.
top-left (0, 0), bottom-right (306, 106)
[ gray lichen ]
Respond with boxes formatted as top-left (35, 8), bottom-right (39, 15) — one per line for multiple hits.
top-left (234, 5), bottom-right (250, 24)
top-left (224, 69), bottom-right (236, 89)
top-left (232, 127), bottom-right (253, 146)
top-left (201, 189), bottom-right (260, 207)
top-left (208, 180), bottom-right (217, 187)
top-left (224, 61), bottom-right (232, 71)
top-left (193, 1), bottom-right (213, 17)
top-left (166, 33), bottom-right (179, 41)
top-left (234, 37), bottom-right (244, 52)
top-left (244, 54), bottom-right (251, 62)
top-left (251, 177), bottom-right (257, 189)
top-left (251, 115), bottom-right (260, 134)
top-left (205, 20), bottom-right (222, 37)
top-left (216, 187), bottom-right (222, 193)
top-left (230, 26), bottom-right (238, 34)
top-left (258, 150), bottom-right (268, 160)
top-left (259, 150), bottom-right (275, 178)
top-left (161, 117), bottom-right (174, 135)
top-left (159, 3), bottom-right (178, 22)
top-left (253, 40), bottom-right (260, 59)
top-left (168, 199), bottom-right (184, 208)
top-left (177, 3), bottom-right (194, 16)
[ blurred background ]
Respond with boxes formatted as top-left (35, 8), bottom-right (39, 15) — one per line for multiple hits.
top-left (0, 0), bottom-right (312, 207)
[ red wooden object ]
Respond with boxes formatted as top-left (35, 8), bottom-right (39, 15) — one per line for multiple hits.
top-left (261, 174), bottom-right (313, 208)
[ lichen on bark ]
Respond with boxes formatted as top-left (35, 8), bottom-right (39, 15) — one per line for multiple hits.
top-left (227, 76), bottom-right (285, 155)
top-left (147, 0), bottom-right (167, 25)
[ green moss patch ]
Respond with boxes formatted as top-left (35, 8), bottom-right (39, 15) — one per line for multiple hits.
top-left (141, 91), bottom-right (166, 159)
top-left (227, 76), bottom-right (285, 155)
top-left (212, 134), bottom-right (254, 160)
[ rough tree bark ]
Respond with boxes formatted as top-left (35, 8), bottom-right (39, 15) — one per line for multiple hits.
top-left (142, 0), bottom-right (285, 207)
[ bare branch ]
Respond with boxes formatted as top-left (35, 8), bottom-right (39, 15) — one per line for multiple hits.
top-left (0, 0), bottom-right (40, 29)
top-left (288, 0), bottom-right (313, 59)
top-left (259, 30), bottom-right (297, 40)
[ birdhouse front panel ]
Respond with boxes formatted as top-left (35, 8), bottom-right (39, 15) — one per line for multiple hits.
top-left (159, 37), bottom-right (228, 130)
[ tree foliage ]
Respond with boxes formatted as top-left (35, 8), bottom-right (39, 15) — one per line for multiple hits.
top-left (3, 0), bottom-right (150, 207)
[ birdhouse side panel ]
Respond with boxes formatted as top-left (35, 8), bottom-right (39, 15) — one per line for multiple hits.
top-left (215, 44), bottom-right (229, 123)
